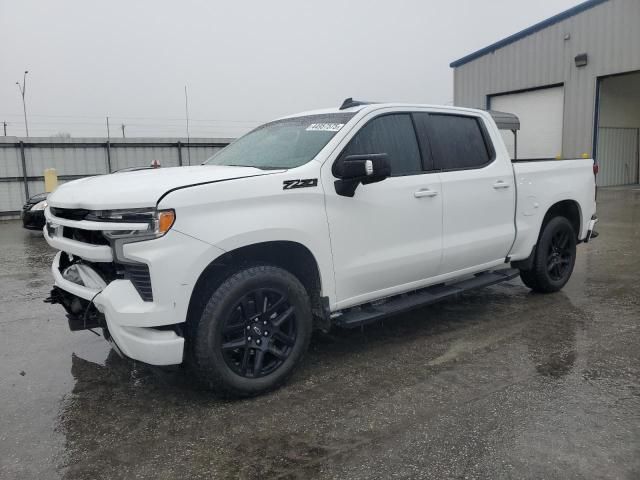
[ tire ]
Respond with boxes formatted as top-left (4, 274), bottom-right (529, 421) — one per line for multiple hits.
top-left (519, 216), bottom-right (577, 293)
top-left (187, 264), bottom-right (312, 397)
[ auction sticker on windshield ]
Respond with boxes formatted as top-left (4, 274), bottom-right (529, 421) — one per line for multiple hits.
top-left (306, 123), bottom-right (344, 132)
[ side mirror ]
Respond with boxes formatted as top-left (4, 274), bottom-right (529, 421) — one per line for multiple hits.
top-left (333, 154), bottom-right (391, 197)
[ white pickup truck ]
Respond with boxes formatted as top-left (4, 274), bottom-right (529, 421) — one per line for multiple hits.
top-left (44, 99), bottom-right (598, 396)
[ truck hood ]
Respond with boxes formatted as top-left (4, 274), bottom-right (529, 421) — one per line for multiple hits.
top-left (48, 165), bottom-right (278, 210)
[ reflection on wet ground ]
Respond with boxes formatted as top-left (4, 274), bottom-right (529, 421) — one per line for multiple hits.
top-left (1, 187), bottom-right (639, 479)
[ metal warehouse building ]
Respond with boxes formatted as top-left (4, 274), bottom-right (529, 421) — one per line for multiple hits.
top-left (451, 0), bottom-right (640, 186)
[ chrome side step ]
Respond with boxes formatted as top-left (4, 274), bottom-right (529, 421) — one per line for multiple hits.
top-left (333, 268), bottom-right (520, 329)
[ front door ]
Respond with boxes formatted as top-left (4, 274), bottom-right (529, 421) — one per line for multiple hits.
top-left (322, 112), bottom-right (443, 309)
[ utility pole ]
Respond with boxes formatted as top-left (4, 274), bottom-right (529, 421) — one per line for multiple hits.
top-left (3, 122), bottom-right (7, 136)
top-left (184, 85), bottom-right (191, 165)
top-left (106, 116), bottom-right (110, 139)
top-left (121, 124), bottom-right (126, 138)
top-left (15, 70), bottom-right (29, 137)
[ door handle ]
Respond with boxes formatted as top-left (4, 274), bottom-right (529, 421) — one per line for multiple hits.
top-left (414, 188), bottom-right (438, 198)
top-left (493, 180), bottom-right (510, 189)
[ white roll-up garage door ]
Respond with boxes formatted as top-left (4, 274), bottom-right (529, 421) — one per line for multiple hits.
top-left (490, 86), bottom-right (564, 160)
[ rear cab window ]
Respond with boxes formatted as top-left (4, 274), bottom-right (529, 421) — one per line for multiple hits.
top-left (416, 113), bottom-right (494, 171)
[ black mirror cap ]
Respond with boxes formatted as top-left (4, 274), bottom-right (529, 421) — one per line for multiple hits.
top-left (333, 153), bottom-right (391, 180)
top-left (333, 153), bottom-right (391, 197)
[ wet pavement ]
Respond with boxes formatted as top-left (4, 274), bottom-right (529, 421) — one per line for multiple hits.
top-left (1, 186), bottom-right (639, 479)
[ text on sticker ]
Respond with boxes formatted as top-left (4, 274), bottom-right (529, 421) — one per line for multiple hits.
top-left (306, 123), bottom-right (344, 132)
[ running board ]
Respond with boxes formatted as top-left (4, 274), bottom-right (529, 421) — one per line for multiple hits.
top-left (333, 268), bottom-right (520, 329)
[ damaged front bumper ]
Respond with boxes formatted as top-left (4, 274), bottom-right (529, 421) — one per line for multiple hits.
top-left (47, 250), bottom-right (185, 366)
top-left (43, 207), bottom-right (225, 366)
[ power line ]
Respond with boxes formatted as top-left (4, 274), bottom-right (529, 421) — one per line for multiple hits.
top-left (0, 112), bottom-right (264, 123)
top-left (8, 109), bottom-right (256, 137)
top-left (9, 120), bottom-right (254, 129)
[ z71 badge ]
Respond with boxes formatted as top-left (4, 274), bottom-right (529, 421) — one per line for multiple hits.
top-left (282, 178), bottom-right (318, 190)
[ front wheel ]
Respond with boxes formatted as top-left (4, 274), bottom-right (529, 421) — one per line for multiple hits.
top-left (519, 216), bottom-right (577, 293)
top-left (188, 265), bottom-right (312, 397)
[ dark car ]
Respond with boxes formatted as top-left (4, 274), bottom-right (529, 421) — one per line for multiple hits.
top-left (22, 192), bottom-right (49, 230)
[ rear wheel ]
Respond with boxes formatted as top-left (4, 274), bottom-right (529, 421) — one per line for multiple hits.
top-left (188, 265), bottom-right (312, 397)
top-left (519, 216), bottom-right (577, 293)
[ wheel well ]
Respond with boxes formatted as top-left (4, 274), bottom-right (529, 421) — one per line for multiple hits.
top-left (512, 200), bottom-right (582, 271)
top-left (186, 241), bottom-right (325, 331)
top-left (543, 200), bottom-right (581, 238)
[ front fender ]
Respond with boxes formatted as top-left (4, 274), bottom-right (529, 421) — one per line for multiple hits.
top-left (157, 163), bottom-right (336, 305)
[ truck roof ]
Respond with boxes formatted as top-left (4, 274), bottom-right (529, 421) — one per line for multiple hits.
top-left (279, 102), bottom-right (494, 121)
top-left (279, 98), bottom-right (520, 131)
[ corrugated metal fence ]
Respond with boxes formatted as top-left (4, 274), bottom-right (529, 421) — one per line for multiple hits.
top-left (0, 137), bottom-right (232, 216)
top-left (596, 127), bottom-right (639, 186)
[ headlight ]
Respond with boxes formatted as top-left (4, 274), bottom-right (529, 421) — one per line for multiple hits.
top-left (99, 208), bottom-right (175, 240)
top-left (30, 200), bottom-right (48, 211)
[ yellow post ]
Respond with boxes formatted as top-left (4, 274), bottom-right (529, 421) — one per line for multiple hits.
top-left (44, 168), bottom-right (58, 192)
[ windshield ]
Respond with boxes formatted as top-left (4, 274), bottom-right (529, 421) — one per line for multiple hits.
top-left (205, 113), bottom-right (355, 169)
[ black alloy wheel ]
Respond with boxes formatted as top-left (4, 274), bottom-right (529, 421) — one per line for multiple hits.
top-left (221, 288), bottom-right (297, 378)
top-left (188, 264), bottom-right (312, 397)
top-left (546, 228), bottom-right (574, 281)
top-left (519, 216), bottom-right (577, 293)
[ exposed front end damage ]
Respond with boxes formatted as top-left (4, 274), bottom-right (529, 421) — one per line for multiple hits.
top-left (42, 206), bottom-right (197, 366)
top-left (46, 286), bottom-right (105, 332)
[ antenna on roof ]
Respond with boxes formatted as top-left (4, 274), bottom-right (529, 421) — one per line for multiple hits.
top-left (339, 97), bottom-right (373, 110)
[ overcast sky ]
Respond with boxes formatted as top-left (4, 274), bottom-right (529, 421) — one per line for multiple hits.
top-left (1, 0), bottom-right (583, 138)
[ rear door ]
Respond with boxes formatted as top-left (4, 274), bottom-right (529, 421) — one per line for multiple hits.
top-left (418, 112), bottom-right (515, 274)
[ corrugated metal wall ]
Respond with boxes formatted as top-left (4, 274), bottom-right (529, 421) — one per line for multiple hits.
top-left (0, 137), bottom-right (231, 215)
top-left (453, 0), bottom-right (640, 161)
top-left (596, 127), bottom-right (639, 185)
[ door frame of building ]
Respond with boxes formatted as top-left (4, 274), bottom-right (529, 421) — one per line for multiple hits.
top-left (593, 69), bottom-right (640, 180)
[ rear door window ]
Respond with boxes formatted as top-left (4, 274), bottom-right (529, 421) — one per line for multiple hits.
top-left (426, 114), bottom-right (492, 170)
top-left (340, 114), bottom-right (422, 176)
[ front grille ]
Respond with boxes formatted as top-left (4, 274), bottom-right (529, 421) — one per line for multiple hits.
top-left (49, 208), bottom-right (154, 302)
top-left (50, 207), bottom-right (89, 221)
top-left (62, 226), bottom-right (109, 245)
top-left (123, 263), bottom-right (153, 301)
